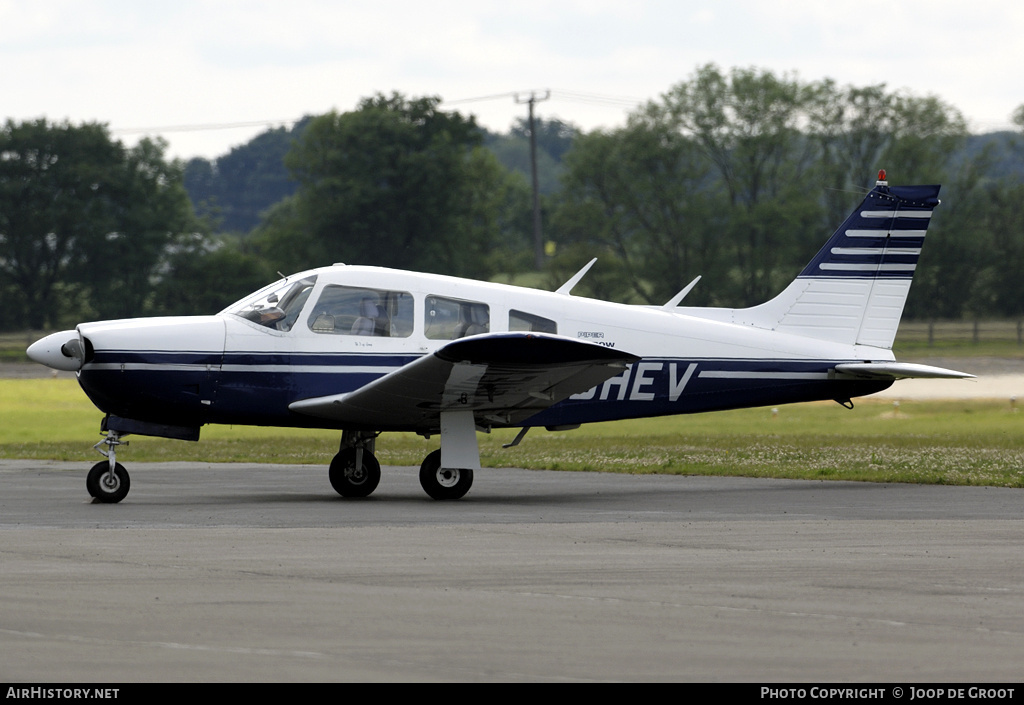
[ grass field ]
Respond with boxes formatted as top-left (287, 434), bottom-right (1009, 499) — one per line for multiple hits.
top-left (893, 320), bottom-right (1024, 358)
top-left (3, 378), bottom-right (1021, 487)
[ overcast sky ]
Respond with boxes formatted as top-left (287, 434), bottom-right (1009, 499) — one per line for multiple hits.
top-left (3, 0), bottom-right (1023, 160)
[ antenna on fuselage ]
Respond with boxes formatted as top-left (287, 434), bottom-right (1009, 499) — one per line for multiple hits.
top-left (555, 258), bottom-right (597, 295)
top-left (662, 276), bottom-right (702, 309)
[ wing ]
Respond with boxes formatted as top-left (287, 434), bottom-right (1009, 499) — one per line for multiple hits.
top-left (288, 332), bottom-right (640, 431)
top-left (833, 362), bottom-right (974, 380)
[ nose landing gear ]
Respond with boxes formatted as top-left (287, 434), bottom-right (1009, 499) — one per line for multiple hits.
top-left (87, 431), bottom-right (130, 503)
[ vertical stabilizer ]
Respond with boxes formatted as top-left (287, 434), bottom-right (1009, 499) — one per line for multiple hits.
top-left (680, 175), bottom-right (941, 350)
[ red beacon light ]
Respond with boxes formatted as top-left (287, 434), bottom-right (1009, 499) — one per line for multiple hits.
top-left (877, 169), bottom-right (888, 185)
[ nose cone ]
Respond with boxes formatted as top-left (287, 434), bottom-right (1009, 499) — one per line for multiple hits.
top-left (27, 330), bottom-right (85, 371)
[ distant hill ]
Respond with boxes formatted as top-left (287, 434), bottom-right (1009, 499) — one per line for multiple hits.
top-left (183, 122), bottom-right (1021, 237)
top-left (183, 118), bottom-right (310, 234)
top-left (956, 131), bottom-right (1024, 180)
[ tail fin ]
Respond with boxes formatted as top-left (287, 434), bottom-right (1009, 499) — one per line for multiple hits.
top-left (681, 174), bottom-right (941, 349)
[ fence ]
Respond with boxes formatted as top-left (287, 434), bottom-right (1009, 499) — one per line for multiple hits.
top-left (896, 320), bottom-right (1024, 350)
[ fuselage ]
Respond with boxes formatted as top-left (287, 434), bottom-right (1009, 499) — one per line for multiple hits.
top-left (65, 264), bottom-right (893, 437)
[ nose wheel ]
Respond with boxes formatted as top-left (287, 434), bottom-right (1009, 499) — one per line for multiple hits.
top-left (87, 431), bottom-right (130, 503)
top-left (86, 460), bottom-right (130, 503)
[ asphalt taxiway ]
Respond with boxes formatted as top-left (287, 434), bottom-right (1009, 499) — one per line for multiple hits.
top-left (1, 460), bottom-right (1022, 682)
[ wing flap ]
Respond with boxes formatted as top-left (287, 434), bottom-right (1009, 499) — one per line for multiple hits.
top-left (289, 333), bottom-right (640, 430)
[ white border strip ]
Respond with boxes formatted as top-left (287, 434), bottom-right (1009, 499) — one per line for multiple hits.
top-left (845, 229), bottom-right (927, 238)
top-left (831, 247), bottom-right (922, 256)
top-left (85, 363), bottom-right (400, 375)
top-left (698, 371), bottom-right (830, 380)
top-left (819, 263), bottom-right (917, 272)
top-left (861, 210), bottom-right (933, 219)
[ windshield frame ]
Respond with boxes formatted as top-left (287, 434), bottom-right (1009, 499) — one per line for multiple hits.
top-left (224, 275), bottom-right (319, 332)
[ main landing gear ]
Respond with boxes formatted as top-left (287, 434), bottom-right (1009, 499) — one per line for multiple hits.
top-left (418, 449), bottom-right (473, 500)
top-left (330, 415), bottom-right (479, 500)
top-left (329, 430), bottom-right (381, 497)
top-left (87, 431), bottom-right (130, 503)
top-left (327, 443), bottom-right (475, 500)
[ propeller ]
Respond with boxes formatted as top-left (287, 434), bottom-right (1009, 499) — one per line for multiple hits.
top-left (26, 330), bottom-right (87, 371)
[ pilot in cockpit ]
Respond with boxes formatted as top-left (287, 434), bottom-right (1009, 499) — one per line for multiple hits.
top-left (351, 297), bottom-right (390, 336)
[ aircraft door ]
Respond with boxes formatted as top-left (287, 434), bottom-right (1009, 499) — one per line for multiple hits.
top-left (196, 318), bottom-right (226, 425)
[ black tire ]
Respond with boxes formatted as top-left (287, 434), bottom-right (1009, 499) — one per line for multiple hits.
top-left (86, 461), bottom-right (130, 504)
top-left (418, 449), bottom-right (473, 500)
top-left (329, 448), bottom-right (381, 498)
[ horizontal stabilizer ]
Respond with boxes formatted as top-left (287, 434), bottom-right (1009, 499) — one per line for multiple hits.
top-left (833, 362), bottom-right (974, 380)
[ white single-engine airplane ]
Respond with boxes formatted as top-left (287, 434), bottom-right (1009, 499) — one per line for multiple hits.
top-left (28, 172), bottom-right (971, 503)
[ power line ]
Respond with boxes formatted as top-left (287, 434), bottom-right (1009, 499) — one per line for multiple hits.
top-left (107, 89), bottom-right (646, 138)
top-left (440, 92), bottom-right (518, 106)
top-left (112, 119), bottom-right (299, 135)
top-left (443, 88), bottom-right (644, 111)
top-left (549, 89), bottom-right (647, 109)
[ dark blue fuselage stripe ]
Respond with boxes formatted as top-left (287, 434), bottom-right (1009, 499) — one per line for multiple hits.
top-left (77, 355), bottom-right (890, 431)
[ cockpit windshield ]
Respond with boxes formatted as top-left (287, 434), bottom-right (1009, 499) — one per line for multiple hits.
top-left (229, 276), bottom-right (318, 331)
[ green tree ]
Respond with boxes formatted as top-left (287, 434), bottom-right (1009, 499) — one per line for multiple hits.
top-left (982, 179), bottom-right (1024, 318)
top-left (651, 64), bottom-right (822, 303)
top-left (1012, 104), bottom-right (1024, 131)
top-left (553, 122), bottom-right (725, 305)
top-left (904, 159), bottom-right (994, 320)
top-left (883, 94), bottom-right (967, 184)
top-left (82, 137), bottom-right (201, 320)
top-left (0, 119), bottom-right (202, 328)
top-left (183, 119), bottom-right (309, 234)
top-left (153, 235), bottom-right (275, 316)
top-left (991, 106), bottom-right (1024, 316)
top-left (485, 118), bottom-right (580, 196)
top-left (807, 81), bottom-right (966, 262)
top-left (0, 119), bottom-right (119, 328)
top-left (807, 81), bottom-right (903, 224)
top-left (257, 94), bottom-right (500, 278)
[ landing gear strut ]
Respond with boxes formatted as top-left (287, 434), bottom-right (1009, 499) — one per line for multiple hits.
top-left (87, 431), bottom-right (130, 503)
top-left (329, 430), bottom-right (381, 498)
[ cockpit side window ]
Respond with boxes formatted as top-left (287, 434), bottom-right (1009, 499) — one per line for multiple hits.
top-left (425, 296), bottom-right (489, 340)
top-left (232, 276), bottom-right (318, 331)
top-left (307, 285), bottom-right (413, 337)
top-left (509, 309), bottom-right (557, 334)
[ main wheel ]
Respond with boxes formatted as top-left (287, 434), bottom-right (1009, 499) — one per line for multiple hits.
top-left (418, 449), bottom-right (473, 500)
top-left (329, 448), bottom-right (381, 498)
top-left (86, 461), bottom-right (130, 504)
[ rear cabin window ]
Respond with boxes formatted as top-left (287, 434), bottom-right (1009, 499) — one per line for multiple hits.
top-left (509, 310), bottom-right (557, 334)
top-left (425, 296), bottom-right (490, 340)
top-left (307, 285), bottom-right (414, 337)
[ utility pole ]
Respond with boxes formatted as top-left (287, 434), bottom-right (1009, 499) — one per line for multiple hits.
top-left (514, 91), bottom-right (550, 270)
